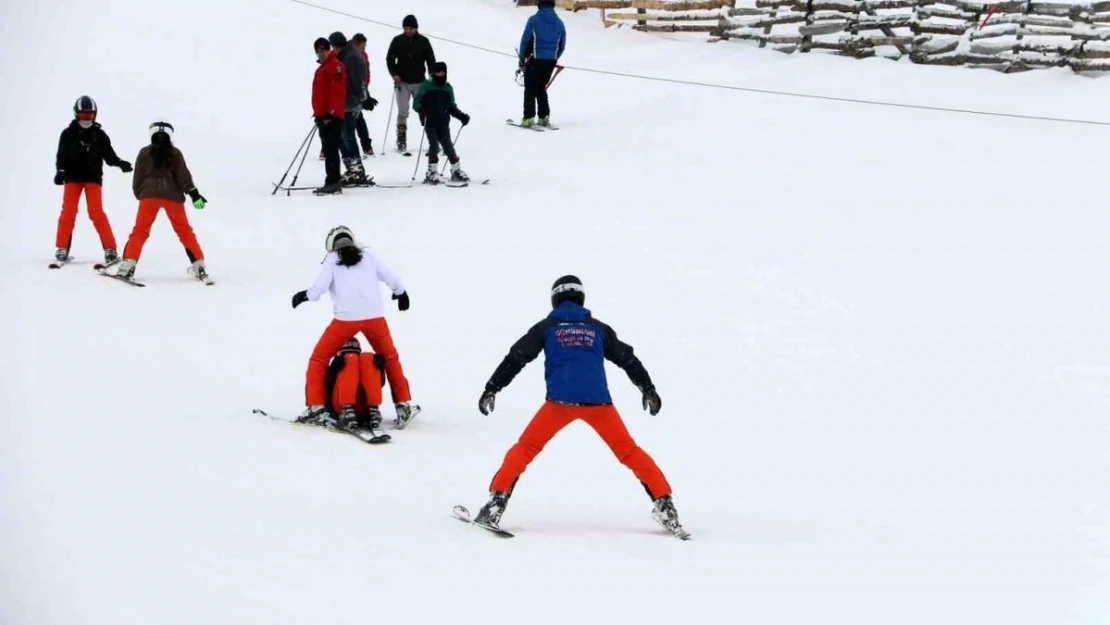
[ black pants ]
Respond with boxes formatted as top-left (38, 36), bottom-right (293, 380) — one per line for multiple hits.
top-left (523, 59), bottom-right (558, 119)
top-left (356, 112), bottom-right (372, 152)
top-left (425, 124), bottom-right (457, 164)
top-left (317, 118), bottom-right (344, 185)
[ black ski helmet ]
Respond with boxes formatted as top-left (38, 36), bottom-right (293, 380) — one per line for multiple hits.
top-left (550, 275), bottom-right (585, 308)
top-left (73, 95), bottom-right (97, 119)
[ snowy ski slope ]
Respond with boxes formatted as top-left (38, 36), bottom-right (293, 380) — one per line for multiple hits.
top-left (1, 0), bottom-right (1108, 623)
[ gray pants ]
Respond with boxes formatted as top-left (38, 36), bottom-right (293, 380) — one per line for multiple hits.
top-left (394, 82), bottom-right (423, 130)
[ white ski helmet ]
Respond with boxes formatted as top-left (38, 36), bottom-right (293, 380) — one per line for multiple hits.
top-left (325, 225), bottom-right (357, 252)
top-left (148, 118), bottom-right (174, 139)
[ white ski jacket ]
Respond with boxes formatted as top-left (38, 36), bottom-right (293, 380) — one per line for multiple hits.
top-left (307, 250), bottom-right (405, 321)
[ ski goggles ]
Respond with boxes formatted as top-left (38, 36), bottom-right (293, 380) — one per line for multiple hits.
top-left (76, 111), bottom-right (96, 121)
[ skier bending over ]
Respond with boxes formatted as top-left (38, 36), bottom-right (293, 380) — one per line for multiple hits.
top-left (325, 337), bottom-right (389, 430)
top-left (414, 61), bottom-right (470, 184)
top-left (470, 275), bottom-right (685, 536)
top-left (292, 226), bottom-right (418, 430)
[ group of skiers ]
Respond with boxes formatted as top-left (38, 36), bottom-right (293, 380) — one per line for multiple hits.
top-left (52, 97), bottom-right (209, 282)
top-left (51, 1), bottom-right (686, 537)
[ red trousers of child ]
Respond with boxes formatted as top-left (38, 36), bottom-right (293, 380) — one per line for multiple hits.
top-left (330, 352), bottom-right (383, 414)
top-left (56, 183), bottom-right (117, 249)
top-left (122, 198), bottom-right (204, 262)
top-left (489, 401), bottom-right (672, 500)
top-left (306, 317), bottom-right (410, 407)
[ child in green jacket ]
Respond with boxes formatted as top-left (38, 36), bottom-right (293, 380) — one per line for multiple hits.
top-left (414, 61), bottom-right (471, 184)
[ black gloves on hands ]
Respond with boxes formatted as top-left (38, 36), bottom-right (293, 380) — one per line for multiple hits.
top-left (362, 96), bottom-right (378, 111)
top-left (479, 388), bottom-right (497, 416)
top-left (291, 290), bottom-right (308, 309)
top-left (373, 354), bottom-right (386, 370)
top-left (118, 160), bottom-right (133, 173)
top-left (458, 113), bottom-right (471, 126)
top-left (641, 386), bottom-right (662, 416)
top-left (54, 170), bottom-right (65, 185)
top-left (393, 291), bottom-right (410, 311)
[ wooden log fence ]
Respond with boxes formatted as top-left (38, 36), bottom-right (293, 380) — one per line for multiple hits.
top-left (514, 0), bottom-right (1110, 73)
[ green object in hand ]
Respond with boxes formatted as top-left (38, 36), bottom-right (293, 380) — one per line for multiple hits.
top-left (193, 198), bottom-right (206, 210)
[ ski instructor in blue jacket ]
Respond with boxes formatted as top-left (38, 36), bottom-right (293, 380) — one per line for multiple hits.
top-left (517, 0), bottom-right (566, 128)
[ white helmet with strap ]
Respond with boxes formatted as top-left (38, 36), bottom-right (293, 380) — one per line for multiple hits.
top-left (325, 225), bottom-right (357, 252)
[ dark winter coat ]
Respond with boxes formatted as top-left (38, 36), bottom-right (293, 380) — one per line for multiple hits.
top-left (55, 121), bottom-right (124, 185)
top-left (312, 49), bottom-right (347, 120)
top-left (413, 80), bottom-right (467, 128)
top-left (519, 6), bottom-right (566, 62)
top-left (485, 301), bottom-right (655, 406)
top-left (132, 145), bottom-right (197, 203)
top-left (338, 44), bottom-right (368, 112)
top-left (385, 33), bottom-right (436, 84)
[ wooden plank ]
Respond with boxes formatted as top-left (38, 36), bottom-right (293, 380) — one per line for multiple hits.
top-left (799, 21), bottom-right (851, 35)
top-left (720, 30), bottom-right (806, 43)
top-left (630, 0), bottom-right (736, 9)
top-left (913, 22), bottom-right (971, 35)
top-left (607, 10), bottom-right (728, 19)
top-left (631, 22), bottom-right (721, 30)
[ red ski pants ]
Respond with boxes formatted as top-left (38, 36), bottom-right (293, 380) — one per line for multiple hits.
top-left (489, 401), bottom-right (672, 500)
top-left (56, 183), bottom-right (117, 249)
top-left (122, 198), bottom-right (204, 262)
top-left (330, 352), bottom-right (383, 413)
top-left (306, 318), bottom-right (410, 406)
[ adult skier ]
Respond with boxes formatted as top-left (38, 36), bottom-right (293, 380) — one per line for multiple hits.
top-left (311, 36), bottom-right (347, 195)
top-left (414, 61), bottom-right (470, 184)
top-left (291, 226), bottom-right (418, 430)
top-left (468, 275), bottom-right (686, 537)
top-left (352, 33), bottom-right (376, 157)
top-left (114, 119), bottom-right (209, 282)
top-left (517, 0), bottom-right (566, 128)
top-left (329, 31), bottom-right (370, 185)
top-left (385, 14), bottom-right (437, 153)
top-left (52, 95), bottom-right (131, 266)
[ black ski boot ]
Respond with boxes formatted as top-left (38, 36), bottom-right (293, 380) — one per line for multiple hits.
top-left (338, 405), bottom-right (359, 430)
top-left (474, 491), bottom-right (510, 528)
top-left (314, 182), bottom-right (343, 195)
top-left (651, 494), bottom-right (690, 539)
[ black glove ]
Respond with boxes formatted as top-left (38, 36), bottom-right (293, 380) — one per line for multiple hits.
top-left (362, 96), bottom-right (378, 111)
top-left (641, 386), bottom-right (662, 416)
top-left (291, 290), bottom-right (308, 309)
top-left (392, 291), bottom-right (410, 311)
top-left (117, 160), bottom-right (133, 173)
top-left (373, 353), bottom-right (386, 370)
top-left (418, 112), bottom-right (426, 127)
top-left (458, 113), bottom-right (470, 126)
top-left (479, 388), bottom-right (497, 416)
top-left (54, 170), bottom-right (65, 185)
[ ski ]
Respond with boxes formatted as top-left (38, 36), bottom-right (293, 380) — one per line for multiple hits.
top-left (392, 404), bottom-right (422, 430)
top-left (253, 408), bottom-right (391, 444)
top-left (452, 505), bottom-right (514, 538)
top-left (98, 270), bottom-right (146, 287)
top-left (93, 258), bottom-right (121, 272)
top-left (187, 266), bottom-right (215, 286)
top-left (48, 256), bottom-right (74, 269)
top-left (506, 119), bottom-right (558, 131)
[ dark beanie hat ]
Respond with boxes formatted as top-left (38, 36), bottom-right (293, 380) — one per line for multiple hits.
top-left (313, 37), bottom-right (330, 51)
top-left (328, 31), bottom-right (347, 48)
top-left (433, 61), bottom-right (447, 73)
top-left (403, 14), bottom-right (418, 28)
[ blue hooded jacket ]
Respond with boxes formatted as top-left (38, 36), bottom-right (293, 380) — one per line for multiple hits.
top-left (485, 301), bottom-right (654, 406)
top-left (519, 6), bottom-right (567, 62)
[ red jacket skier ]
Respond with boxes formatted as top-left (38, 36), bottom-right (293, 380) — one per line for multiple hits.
top-left (311, 37), bottom-right (348, 193)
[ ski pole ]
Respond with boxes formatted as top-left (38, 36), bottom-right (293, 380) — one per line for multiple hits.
top-left (547, 65), bottom-right (564, 90)
top-left (408, 125), bottom-right (428, 187)
top-left (440, 126), bottom-right (465, 176)
top-left (382, 87), bottom-right (397, 154)
top-left (273, 125), bottom-right (316, 195)
top-left (287, 124), bottom-right (319, 195)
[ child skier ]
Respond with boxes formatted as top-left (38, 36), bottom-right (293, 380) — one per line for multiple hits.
top-left (52, 95), bottom-right (131, 266)
top-left (291, 226), bottom-right (418, 430)
top-left (469, 275), bottom-right (687, 537)
top-left (413, 61), bottom-right (470, 184)
top-left (115, 119), bottom-right (209, 282)
top-left (324, 337), bottom-right (388, 429)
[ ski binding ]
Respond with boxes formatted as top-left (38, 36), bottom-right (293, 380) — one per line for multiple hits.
top-left (453, 505), bottom-right (514, 537)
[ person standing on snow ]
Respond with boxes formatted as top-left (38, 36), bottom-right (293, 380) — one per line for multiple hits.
top-left (385, 14), bottom-right (437, 154)
top-left (291, 226), bottom-right (419, 431)
top-left (414, 61), bottom-right (470, 184)
top-left (52, 95), bottom-right (131, 267)
top-left (329, 31), bottom-right (370, 185)
top-left (115, 119), bottom-right (209, 283)
top-left (468, 275), bottom-right (686, 537)
top-left (517, 0), bottom-right (566, 128)
top-left (311, 36), bottom-right (347, 195)
top-left (352, 33), bottom-right (377, 157)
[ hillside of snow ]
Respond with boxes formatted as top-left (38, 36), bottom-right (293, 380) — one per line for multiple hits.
top-left (1, 0), bottom-right (1108, 624)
